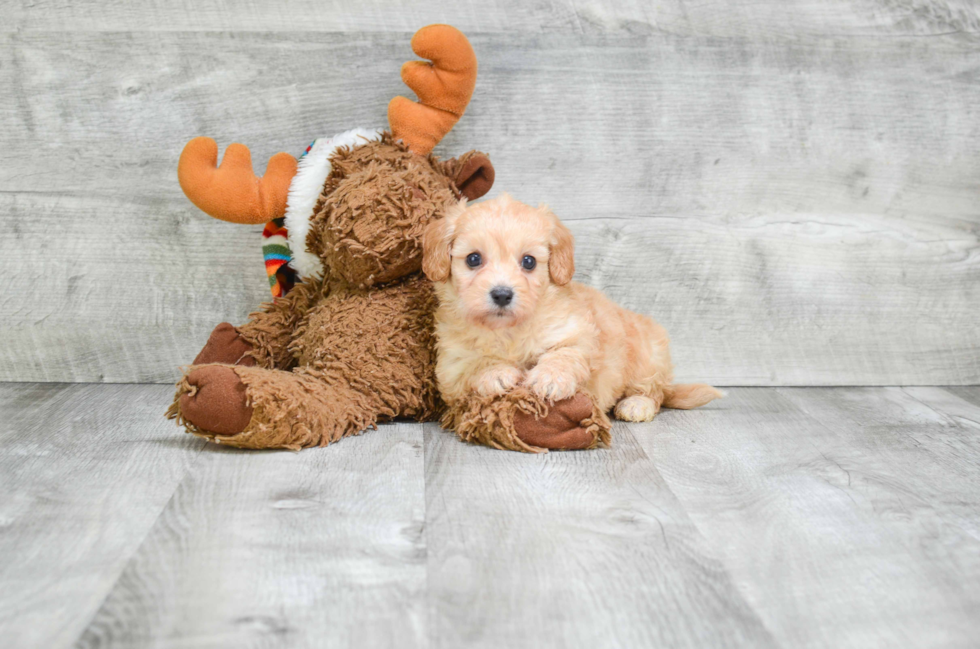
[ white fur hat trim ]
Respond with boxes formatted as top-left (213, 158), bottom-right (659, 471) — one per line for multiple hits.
top-left (284, 127), bottom-right (383, 280)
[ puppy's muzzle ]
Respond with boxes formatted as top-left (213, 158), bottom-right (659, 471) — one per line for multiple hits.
top-left (489, 286), bottom-right (514, 307)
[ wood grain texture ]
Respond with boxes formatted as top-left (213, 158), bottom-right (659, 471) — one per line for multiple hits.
top-left (2, 383), bottom-right (980, 646)
top-left (0, 383), bottom-right (205, 649)
top-left (2, 6), bottom-right (979, 385)
top-left (74, 423), bottom-right (427, 649)
top-left (639, 387), bottom-right (980, 648)
top-left (423, 422), bottom-right (776, 649)
top-left (945, 385), bottom-right (980, 408)
top-left (5, 0), bottom-right (980, 36)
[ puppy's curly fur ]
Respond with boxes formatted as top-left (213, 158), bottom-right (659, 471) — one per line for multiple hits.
top-left (423, 194), bottom-right (722, 421)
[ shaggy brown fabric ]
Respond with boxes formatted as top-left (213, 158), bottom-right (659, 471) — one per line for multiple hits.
top-left (169, 137), bottom-right (457, 449)
top-left (442, 387), bottom-right (612, 453)
top-left (309, 134), bottom-right (461, 288)
top-left (237, 279), bottom-right (325, 369)
top-left (288, 274), bottom-right (440, 420)
top-left (170, 132), bottom-right (603, 452)
top-left (171, 364), bottom-right (380, 450)
top-left (170, 275), bottom-right (440, 449)
top-left (193, 323), bottom-right (256, 367)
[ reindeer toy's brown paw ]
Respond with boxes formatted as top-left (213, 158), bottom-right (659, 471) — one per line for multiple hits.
top-left (173, 365), bottom-right (254, 437)
top-left (513, 393), bottom-right (604, 450)
top-left (193, 323), bottom-right (256, 367)
top-left (442, 388), bottom-right (611, 453)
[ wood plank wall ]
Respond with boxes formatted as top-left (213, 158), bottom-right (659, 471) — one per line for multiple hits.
top-left (1, 1), bottom-right (978, 384)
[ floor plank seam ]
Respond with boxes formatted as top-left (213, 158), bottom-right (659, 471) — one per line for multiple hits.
top-left (620, 420), bottom-right (784, 648)
top-left (65, 436), bottom-right (210, 647)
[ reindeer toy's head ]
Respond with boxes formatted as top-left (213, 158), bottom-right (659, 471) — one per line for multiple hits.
top-left (177, 25), bottom-right (494, 293)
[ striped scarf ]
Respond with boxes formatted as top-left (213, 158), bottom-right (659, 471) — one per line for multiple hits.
top-left (262, 217), bottom-right (296, 298)
top-left (260, 140), bottom-right (315, 297)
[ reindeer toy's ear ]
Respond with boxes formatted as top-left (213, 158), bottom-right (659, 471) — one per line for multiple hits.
top-left (388, 24), bottom-right (478, 156)
top-left (450, 150), bottom-right (494, 201)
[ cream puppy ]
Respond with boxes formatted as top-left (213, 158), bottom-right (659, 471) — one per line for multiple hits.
top-left (422, 194), bottom-right (721, 422)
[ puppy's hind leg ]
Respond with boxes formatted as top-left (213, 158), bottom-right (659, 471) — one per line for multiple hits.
top-left (611, 313), bottom-right (672, 422)
top-left (614, 395), bottom-right (659, 422)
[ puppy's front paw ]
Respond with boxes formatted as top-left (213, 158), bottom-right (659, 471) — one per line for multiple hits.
top-left (474, 365), bottom-right (524, 396)
top-left (524, 366), bottom-right (578, 402)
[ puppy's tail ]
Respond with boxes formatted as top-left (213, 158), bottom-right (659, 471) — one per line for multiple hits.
top-left (662, 383), bottom-right (724, 410)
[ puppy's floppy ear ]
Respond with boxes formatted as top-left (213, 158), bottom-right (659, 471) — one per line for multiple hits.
top-left (452, 151), bottom-right (495, 201)
top-left (545, 207), bottom-right (575, 285)
top-left (423, 201), bottom-right (465, 282)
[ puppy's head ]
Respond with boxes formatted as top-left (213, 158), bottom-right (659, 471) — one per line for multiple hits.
top-left (423, 194), bottom-right (575, 329)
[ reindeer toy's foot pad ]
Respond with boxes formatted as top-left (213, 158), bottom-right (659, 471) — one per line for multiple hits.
top-left (172, 365), bottom-right (254, 437)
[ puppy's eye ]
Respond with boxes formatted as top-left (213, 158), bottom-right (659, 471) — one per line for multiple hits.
top-left (522, 255), bottom-right (537, 271)
top-left (465, 252), bottom-right (482, 268)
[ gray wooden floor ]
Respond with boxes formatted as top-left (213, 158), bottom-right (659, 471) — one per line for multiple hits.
top-left (1, 384), bottom-right (978, 648)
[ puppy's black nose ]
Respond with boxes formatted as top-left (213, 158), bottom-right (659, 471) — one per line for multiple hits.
top-left (490, 286), bottom-right (514, 307)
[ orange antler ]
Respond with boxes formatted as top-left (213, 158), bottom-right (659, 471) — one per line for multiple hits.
top-left (177, 137), bottom-right (298, 224)
top-left (388, 25), bottom-right (477, 156)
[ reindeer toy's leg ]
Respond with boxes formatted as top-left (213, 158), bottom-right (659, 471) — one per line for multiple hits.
top-left (190, 278), bottom-right (321, 369)
top-left (170, 364), bottom-right (389, 450)
top-left (167, 281), bottom-right (325, 445)
top-left (169, 278), bottom-right (440, 450)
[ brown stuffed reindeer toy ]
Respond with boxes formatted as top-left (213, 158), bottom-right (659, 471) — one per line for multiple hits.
top-left (167, 25), bottom-right (611, 452)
